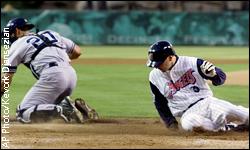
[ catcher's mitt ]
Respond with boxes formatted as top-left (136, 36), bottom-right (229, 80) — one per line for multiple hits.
top-left (74, 98), bottom-right (99, 122)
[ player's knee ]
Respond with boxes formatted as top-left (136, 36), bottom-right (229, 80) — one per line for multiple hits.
top-left (181, 114), bottom-right (203, 131)
top-left (16, 104), bottom-right (68, 123)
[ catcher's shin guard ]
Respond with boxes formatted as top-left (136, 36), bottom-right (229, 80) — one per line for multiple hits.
top-left (74, 98), bottom-right (99, 122)
top-left (16, 104), bottom-right (69, 123)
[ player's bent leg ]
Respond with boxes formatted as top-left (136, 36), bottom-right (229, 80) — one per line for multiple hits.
top-left (16, 66), bottom-right (78, 124)
top-left (181, 113), bottom-right (217, 132)
top-left (20, 66), bottom-right (77, 110)
top-left (236, 106), bottom-right (249, 125)
top-left (16, 104), bottom-right (69, 123)
top-left (210, 98), bottom-right (249, 127)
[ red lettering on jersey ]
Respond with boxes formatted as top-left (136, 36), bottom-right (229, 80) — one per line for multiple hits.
top-left (167, 69), bottom-right (196, 99)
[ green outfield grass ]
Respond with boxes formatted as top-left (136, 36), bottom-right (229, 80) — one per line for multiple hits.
top-left (80, 45), bottom-right (249, 59)
top-left (1, 46), bottom-right (249, 117)
top-left (215, 64), bottom-right (249, 72)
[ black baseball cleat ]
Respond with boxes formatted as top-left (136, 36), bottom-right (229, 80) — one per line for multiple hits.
top-left (74, 98), bottom-right (99, 122)
top-left (224, 123), bottom-right (249, 132)
top-left (230, 124), bottom-right (249, 132)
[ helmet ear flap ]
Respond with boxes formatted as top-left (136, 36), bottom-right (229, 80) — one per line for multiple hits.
top-left (10, 31), bottom-right (18, 44)
top-left (3, 18), bottom-right (35, 44)
top-left (146, 40), bottom-right (176, 68)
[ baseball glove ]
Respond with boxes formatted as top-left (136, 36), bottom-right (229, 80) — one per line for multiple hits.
top-left (74, 98), bottom-right (99, 121)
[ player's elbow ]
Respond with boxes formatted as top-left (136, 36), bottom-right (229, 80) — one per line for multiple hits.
top-left (70, 45), bottom-right (82, 59)
top-left (74, 45), bottom-right (82, 58)
top-left (74, 51), bottom-right (81, 59)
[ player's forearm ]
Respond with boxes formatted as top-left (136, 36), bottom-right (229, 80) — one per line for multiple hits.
top-left (69, 53), bottom-right (80, 60)
top-left (69, 51), bottom-right (81, 59)
top-left (154, 101), bottom-right (178, 128)
top-left (150, 82), bottom-right (178, 128)
top-left (69, 45), bottom-right (81, 60)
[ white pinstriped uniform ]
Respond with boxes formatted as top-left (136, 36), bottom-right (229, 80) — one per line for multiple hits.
top-left (149, 56), bottom-right (249, 131)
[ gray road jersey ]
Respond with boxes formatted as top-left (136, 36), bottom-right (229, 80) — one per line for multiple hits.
top-left (6, 30), bottom-right (75, 75)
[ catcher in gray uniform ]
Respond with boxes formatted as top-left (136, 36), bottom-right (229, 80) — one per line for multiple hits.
top-left (1, 18), bottom-right (98, 123)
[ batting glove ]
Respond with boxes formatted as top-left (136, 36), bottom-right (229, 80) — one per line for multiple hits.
top-left (200, 60), bottom-right (217, 77)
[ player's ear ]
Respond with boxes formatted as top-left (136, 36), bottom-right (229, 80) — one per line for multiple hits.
top-left (168, 55), bottom-right (173, 61)
top-left (15, 28), bottom-right (21, 37)
top-left (16, 28), bottom-right (26, 38)
top-left (10, 31), bottom-right (15, 38)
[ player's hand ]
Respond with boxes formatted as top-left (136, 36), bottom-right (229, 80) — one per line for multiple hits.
top-left (168, 122), bottom-right (178, 129)
top-left (200, 60), bottom-right (217, 77)
top-left (165, 120), bottom-right (179, 130)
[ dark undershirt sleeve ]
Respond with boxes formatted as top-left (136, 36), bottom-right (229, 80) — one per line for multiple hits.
top-left (149, 82), bottom-right (178, 127)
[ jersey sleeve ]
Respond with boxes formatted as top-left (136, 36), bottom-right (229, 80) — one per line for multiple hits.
top-left (149, 81), bottom-right (178, 127)
top-left (61, 36), bottom-right (76, 55)
top-left (197, 58), bottom-right (226, 86)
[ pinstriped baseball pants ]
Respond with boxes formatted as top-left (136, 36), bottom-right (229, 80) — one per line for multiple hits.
top-left (180, 96), bottom-right (249, 131)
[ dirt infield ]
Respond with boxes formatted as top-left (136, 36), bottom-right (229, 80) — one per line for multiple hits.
top-left (4, 118), bottom-right (249, 149)
top-left (225, 70), bottom-right (249, 85)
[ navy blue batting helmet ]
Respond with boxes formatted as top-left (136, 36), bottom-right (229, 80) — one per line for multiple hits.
top-left (3, 18), bottom-right (34, 44)
top-left (146, 40), bottom-right (176, 68)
